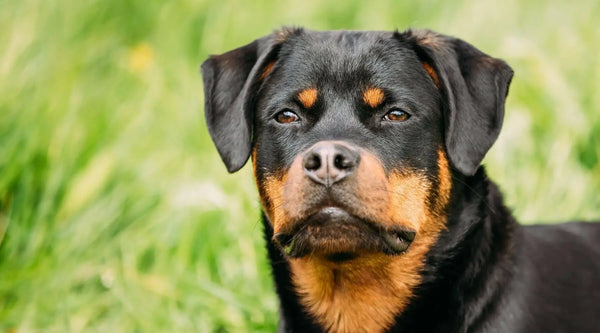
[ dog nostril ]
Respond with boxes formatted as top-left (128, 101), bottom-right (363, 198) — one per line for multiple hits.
top-left (334, 155), bottom-right (343, 169)
top-left (304, 153), bottom-right (321, 171)
top-left (333, 151), bottom-right (358, 170)
top-left (334, 154), bottom-right (350, 170)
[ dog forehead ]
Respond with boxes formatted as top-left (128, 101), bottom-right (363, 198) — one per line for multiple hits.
top-left (275, 30), bottom-right (423, 88)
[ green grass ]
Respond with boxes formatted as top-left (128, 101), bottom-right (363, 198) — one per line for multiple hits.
top-left (0, 0), bottom-right (598, 331)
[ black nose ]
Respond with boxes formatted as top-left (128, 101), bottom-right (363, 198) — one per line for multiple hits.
top-left (302, 141), bottom-right (360, 186)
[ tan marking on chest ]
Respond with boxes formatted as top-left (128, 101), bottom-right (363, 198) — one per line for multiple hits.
top-left (297, 88), bottom-right (318, 109)
top-left (363, 87), bottom-right (385, 108)
top-left (291, 253), bottom-right (422, 333)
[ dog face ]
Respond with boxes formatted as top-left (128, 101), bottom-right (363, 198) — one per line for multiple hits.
top-left (252, 31), bottom-right (448, 260)
top-left (202, 28), bottom-right (513, 262)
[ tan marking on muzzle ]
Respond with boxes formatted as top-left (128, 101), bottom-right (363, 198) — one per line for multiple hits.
top-left (288, 150), bottom-right (453, 333)
top-left (387, 171), bottom-right (430, 231)
top-left (258, 172), bottom-right (289, 232)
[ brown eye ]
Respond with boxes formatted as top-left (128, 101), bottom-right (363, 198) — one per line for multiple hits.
top-left (275, 110), bottom-right (300, 124)
top-left (383, 109), bottom-right (411, 122)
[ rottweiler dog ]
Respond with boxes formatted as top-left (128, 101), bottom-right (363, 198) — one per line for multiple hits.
top-left (201, 28), bottom-right (600, 333)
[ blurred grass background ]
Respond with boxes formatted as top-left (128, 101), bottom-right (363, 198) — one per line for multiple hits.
top-left (0, 0), bottom-right (598, 331)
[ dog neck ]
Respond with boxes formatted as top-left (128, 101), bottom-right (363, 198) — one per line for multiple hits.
top-left (264, 168), bottom-right (517, 333)
top-left (389, 169), bottom-right (517, 332)
top-left (287, 227), bottom-right (445, 333)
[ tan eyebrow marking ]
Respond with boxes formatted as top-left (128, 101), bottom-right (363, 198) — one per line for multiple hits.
top-left (421, 62), bottom-right (440, 87)
top-left (297, 88), bottom-right (318, 109)
top-left (363, 87), bottom-right (385, 108)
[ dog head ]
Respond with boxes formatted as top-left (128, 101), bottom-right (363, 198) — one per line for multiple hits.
top-left (201, 28), bottom-right (512, 262)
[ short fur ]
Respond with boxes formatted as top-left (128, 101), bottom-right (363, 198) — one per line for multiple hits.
top-left (201, 28), bottom-right (600, 332)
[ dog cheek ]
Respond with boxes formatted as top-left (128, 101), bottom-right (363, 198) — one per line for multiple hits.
top-left (387, 149), bottom-right (452, 237)
top-left (257, 172), bottom-right (288, 229)
top-left (350, 153), bottom-right (390, 224)
top-left (387, 171), bottom-right (431, 232)
top-left (277, 157), bottom-right (312, 233)
top-left (433, 148), bottom-right (452, 216)
top-left (256, 155), bottom-right (307, 234)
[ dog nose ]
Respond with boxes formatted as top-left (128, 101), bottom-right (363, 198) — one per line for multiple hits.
top-left (302, 141), bottom-right (360, 186)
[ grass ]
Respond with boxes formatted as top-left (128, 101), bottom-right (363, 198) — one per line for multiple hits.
top-left (0, 0), bottom-right (598, 331)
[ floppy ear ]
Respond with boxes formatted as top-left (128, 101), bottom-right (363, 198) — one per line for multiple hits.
top-left (201, 35), bottom-right (281, 173)
top-left (403, 30), bottom-right (514, 176)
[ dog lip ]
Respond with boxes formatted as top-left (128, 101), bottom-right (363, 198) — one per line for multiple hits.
top-left (272, 206), bottom-right (351, 247)
top-left (381, 229), bottom-right (415, 253)
top-left (305, 206), bottom-right (353, 225)
top-left (273, 206), bottom-right (417, 257)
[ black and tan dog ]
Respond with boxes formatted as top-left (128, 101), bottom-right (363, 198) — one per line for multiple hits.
top-left (201, 28), bottom-right (600, 333)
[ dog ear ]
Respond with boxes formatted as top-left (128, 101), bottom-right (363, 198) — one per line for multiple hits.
top-left (403, 30), bottom-right (514, 176)
top-left (201, 34), bottom-right (283, 173)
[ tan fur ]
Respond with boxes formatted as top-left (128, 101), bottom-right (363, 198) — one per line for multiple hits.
top-left (275, 27), bottom-right (298, 42)
top-left (259, 172), bottom-right (288, 232)
top-left (436, 149), bottom-right (452, 212)
top-left (422, 62), bottom-right (440, 88)
top-left (255, 144), bottom-right (453, 332)
top-left (363, 87), bottom-right (385, 108)
top-left (260, 61), bottom-right (276, 80)
top-left (297, 88), bottom-right (318, 109)
top-left (290, 254), bottom-right (417, 333)
top-left (412, 29), bottom-right (442, 49)
top-left (251, 147), bottom-right (258, 186)
top-left (334, 152), bottom-right (391, 227)
top-left (289, 150), bottom-right (453, 333)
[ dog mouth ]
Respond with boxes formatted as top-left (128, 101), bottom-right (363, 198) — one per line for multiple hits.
top-left (272, 207), bottom-right (416, 261)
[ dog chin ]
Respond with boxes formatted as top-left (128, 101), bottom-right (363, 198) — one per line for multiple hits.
top-left (273, 207), bottom-right (416, 260)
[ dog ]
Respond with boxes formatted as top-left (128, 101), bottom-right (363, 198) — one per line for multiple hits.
top-left (201, 28), bottom-right (600, 333)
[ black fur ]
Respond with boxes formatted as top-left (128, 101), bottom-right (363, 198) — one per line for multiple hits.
top-left (201, 35), bottom-right (281, 172)
top-left (201, 28), bottom-right (600, 332)
top-left (399, 31), bottom-right (514, 175)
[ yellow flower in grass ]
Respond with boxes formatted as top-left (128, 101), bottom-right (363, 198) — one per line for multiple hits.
top-left (128, 42), bottom-right (153, 73)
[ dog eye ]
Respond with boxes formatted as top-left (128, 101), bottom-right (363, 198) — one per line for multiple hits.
top-left (275, 110), bottom-right (301, 124)
top-left (383, 109), bottom-right (411, 122)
